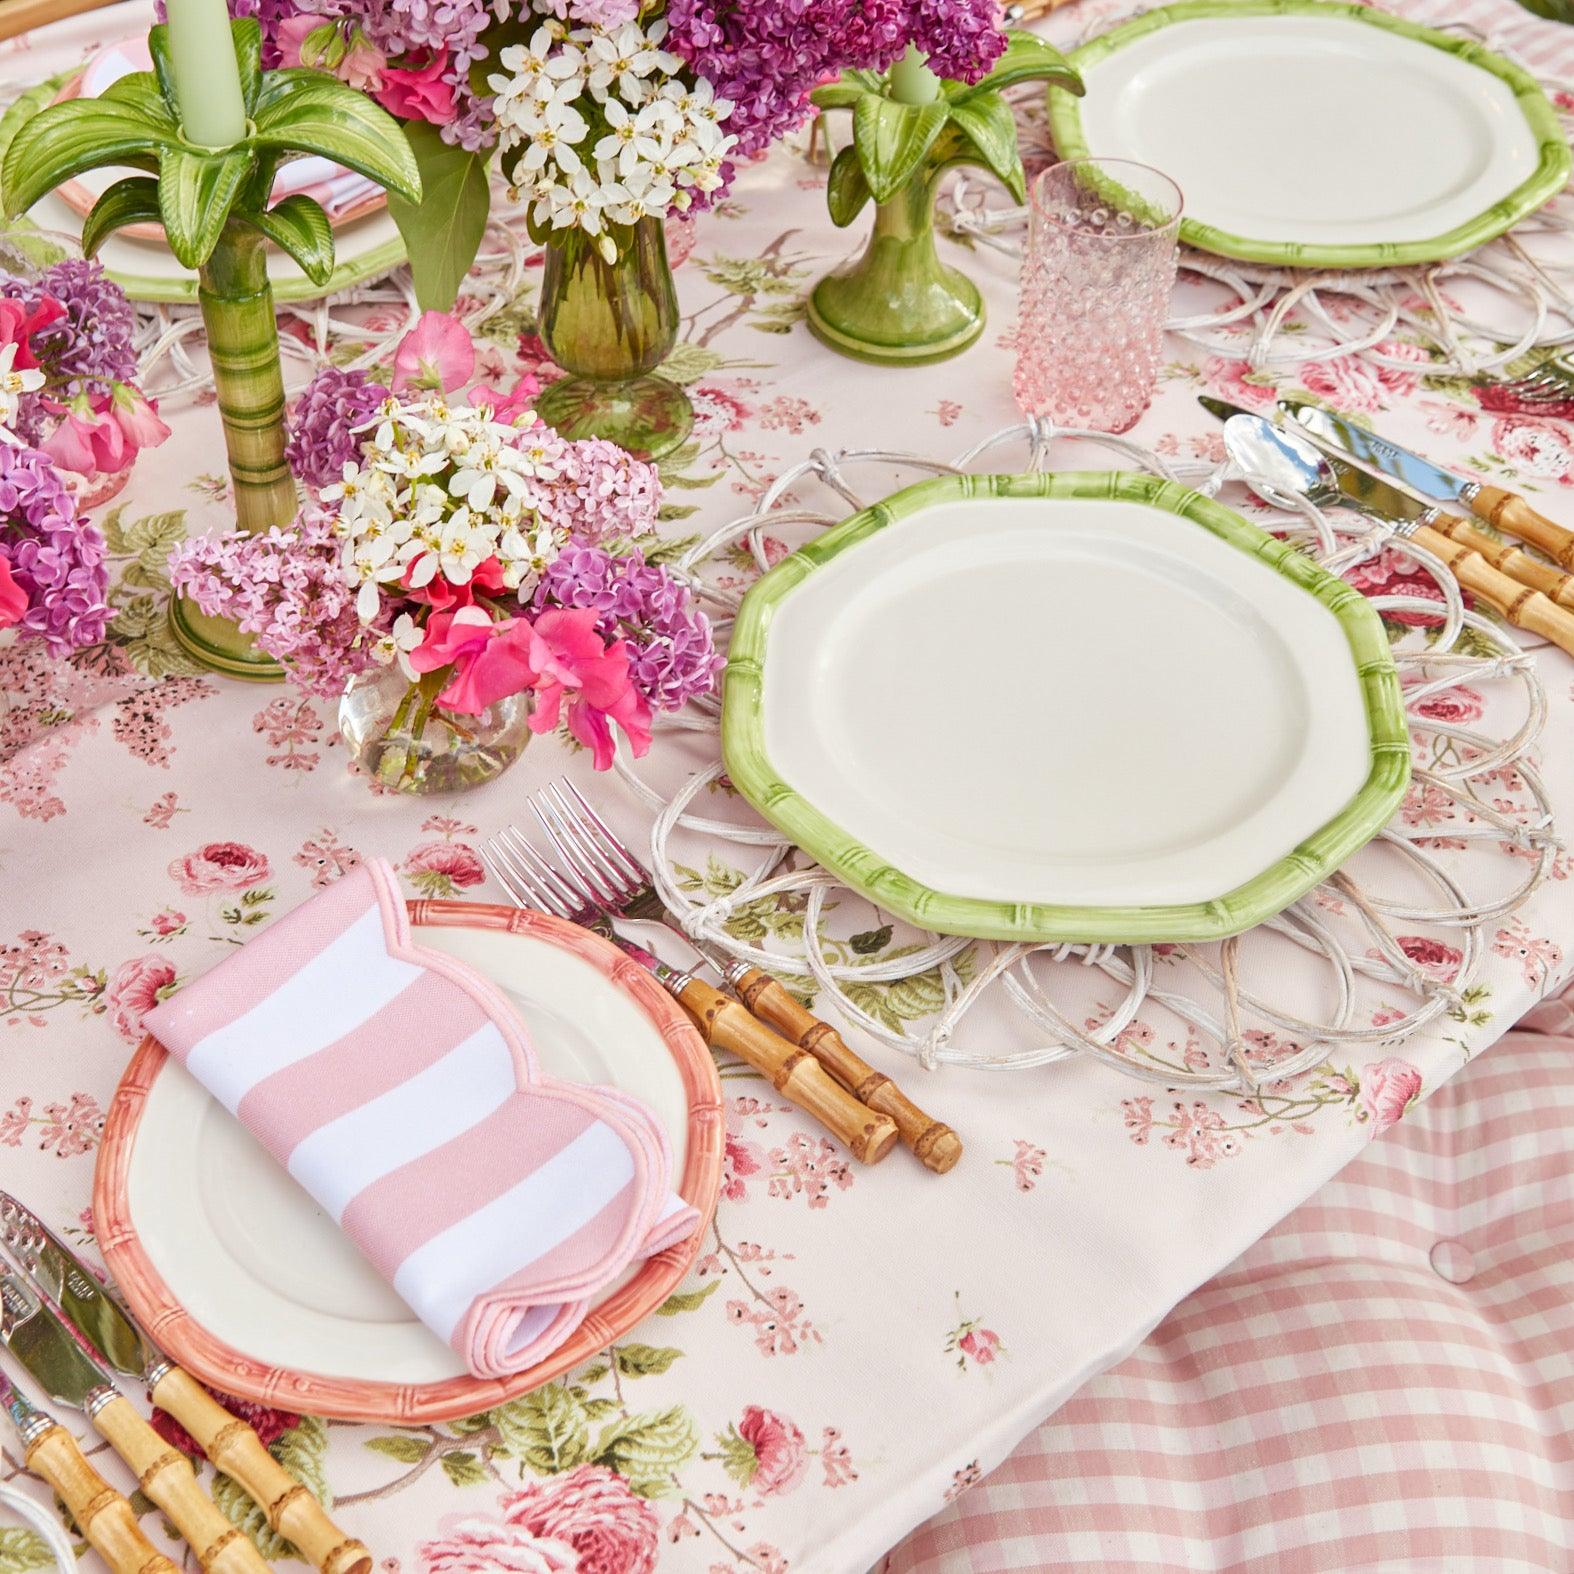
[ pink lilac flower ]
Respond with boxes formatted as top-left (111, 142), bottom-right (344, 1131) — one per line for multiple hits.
top-left (543, 435), bottom-right (663, 542)
top-left (535, 544), bottom-right (722, 711)
top-left (285, 366), bottom-right (390, 489)
top-left (1, 260), bottom-right (137, 442)
top-left (0, 441), bottom-right (110, 654)
top-left (169, 508), bottom-right (386, 696)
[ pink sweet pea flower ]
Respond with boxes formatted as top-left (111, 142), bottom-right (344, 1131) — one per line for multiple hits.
top-left (403, 553), bottom-right (508, 613)
top-left (277, 14), bottom-right (386, 90)
top-left (408, 607), bottom-right (537, 715)
top-left (467, 372), bottom-right (542, 427)
top-left (374, 52), bottom-right (458, 126)
top-left (42, 393), bottom-right (127, 475)
top-left (0, 549), bottom-right (27, 628)
top-left (109, 382), bottom-right (171, 450)
top-left (393, 310), bottom-right (476, 393)
top-left (524, 607), bottom-right (653, 770)
top-left (0, 295), bottom-right (65, 370)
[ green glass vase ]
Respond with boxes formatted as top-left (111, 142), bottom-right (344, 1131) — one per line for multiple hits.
top-left (534, 218), bottom-right (693, 462)
top-left (808, 172), bottom-right (984, 366)
top-left (168, 221), bottom-right (295, 680)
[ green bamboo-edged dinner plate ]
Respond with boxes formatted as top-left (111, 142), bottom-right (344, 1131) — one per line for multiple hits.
top-left (721, 472), bottom-right (1411, 946)
top-left (1046, 0), bottom-right (1572, 270)
top-left (0, 73), bottom-right (406, 303)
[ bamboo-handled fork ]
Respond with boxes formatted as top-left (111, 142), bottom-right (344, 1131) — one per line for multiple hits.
top-left (527, 782), bottom-right (962, 1172)
top-left (483, 826), bottom-right (899, 1164)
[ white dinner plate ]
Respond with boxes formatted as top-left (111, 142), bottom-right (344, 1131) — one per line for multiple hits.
top-left (123, 923), bottom-right (691, 1385)
top-left (1048, 0), bottom-right (1571, 268)
top-left (722, 473), bottom-right (1410, 944)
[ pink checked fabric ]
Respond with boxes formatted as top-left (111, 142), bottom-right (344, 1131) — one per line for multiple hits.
top-left (143, 859), bottom-right (697, 1379)
top-left (884, 1027), bottom-right (1574, 1572)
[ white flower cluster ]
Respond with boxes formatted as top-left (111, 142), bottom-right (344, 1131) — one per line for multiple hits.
top-left (490, 18), bottom-right (736, 260)
top-left (0, 342), bottom-right (44, 435)
top-left (322, 397), bottom-right (567, 654)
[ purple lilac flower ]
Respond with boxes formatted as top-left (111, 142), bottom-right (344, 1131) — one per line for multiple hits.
top-left (169, 508), bottom-right (384, 696)
top-left (285, 366), bottom-right (390, 488)
top-left (536, 544), bottom-right (722, 710)
top-left (0, 442), bottom-right (110, 654)
top-left (1, 259), bottom-right (138, 444)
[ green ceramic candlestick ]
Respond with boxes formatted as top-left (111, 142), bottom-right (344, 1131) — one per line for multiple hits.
top-left (1, 17), bottom-right (421, 678)
top-left (808, 32), bottom-right (1084, 366)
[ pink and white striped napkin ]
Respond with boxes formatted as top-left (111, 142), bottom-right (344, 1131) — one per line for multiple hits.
top-left (143, 860), bottom-right (698, 1379)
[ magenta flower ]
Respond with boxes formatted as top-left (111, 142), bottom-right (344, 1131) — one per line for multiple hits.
top-left (467, 373), bottom-right (541, 427)
top-left (0, 550), bottom-right (24, 628)
top-left (393, 310), bottom-right (476, 393)
top-left (375, 51), bottom-right (459, 126)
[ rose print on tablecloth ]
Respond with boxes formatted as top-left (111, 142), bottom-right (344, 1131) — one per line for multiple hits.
top-left (169, 841), bottom-right (273, 895)
top-left (104, 955), bottom-right (178, 1041)
top-left (1358, 1059), bottom-right (1423, 1134)
top-left (946, 1296), bottom-right (1005, 1372)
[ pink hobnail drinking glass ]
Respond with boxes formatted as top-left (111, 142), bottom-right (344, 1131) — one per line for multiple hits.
top-left (1014, 158), bottom-right (1183, 434)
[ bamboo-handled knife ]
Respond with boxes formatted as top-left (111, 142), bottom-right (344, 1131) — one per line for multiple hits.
top-left (0, 1366), bottom-right (177, 1574)
top-left (0, 1267), bottom-right (270, 1572)
top-left (0, 1195), bottom-right (370, 1574)
top-left (1280, 400), bottom-right (1574, 571)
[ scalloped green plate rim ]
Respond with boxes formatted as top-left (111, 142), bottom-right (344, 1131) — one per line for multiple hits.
top-left (1045, 0), bottom-right (1572, 270)
top-left (721, 471), bottom-right (1412, 945)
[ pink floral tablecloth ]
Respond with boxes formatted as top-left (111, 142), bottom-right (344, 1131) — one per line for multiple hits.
top-left (3, 2), bottom-right (1574, 1571)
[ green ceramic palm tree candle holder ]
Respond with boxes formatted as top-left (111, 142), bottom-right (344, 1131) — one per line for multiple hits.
top-left (0, 18), bottom-right (420, 678)
top-left (808, 33), bottom-right (1083, 366)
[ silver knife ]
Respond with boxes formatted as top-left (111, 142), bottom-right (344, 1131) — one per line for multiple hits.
top-left (1281, 399), bottom-right (1574, 571)
top-left (0, 1265), bottom-right (268, 1572)
top-left (1199, 395), bottom-right (1436, 523)
top-left (0, 1193), bottom-right (368, 1574)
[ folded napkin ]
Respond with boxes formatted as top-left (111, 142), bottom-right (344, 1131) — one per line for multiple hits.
top-left (144, 860), bottom-right (698, 1379)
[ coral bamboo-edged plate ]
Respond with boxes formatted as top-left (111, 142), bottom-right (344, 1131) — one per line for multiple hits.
top-left (94, 902), bottom-right (724, 1424)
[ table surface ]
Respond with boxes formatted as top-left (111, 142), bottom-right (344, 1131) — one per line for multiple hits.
top-left (3, 1), bottom-right (1573, 1569)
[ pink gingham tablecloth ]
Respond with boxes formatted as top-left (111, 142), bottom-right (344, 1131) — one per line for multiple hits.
top-left (2, 0), bottom-right (1574, 1569)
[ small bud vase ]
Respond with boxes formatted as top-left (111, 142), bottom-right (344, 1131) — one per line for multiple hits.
top-left (338, 665), bottom-right (534, 795)
top-left (534, 218), bottom-right (693, 463)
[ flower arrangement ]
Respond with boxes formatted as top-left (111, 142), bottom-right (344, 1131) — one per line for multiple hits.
top-left (223, 0), bottom-right (1022, 304)
top-left (170, 315), bottom-right (720, 790)
top-left (0, 258), bottom-right (169, 484)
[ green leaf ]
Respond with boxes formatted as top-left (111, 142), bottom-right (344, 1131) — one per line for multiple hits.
top-left (850, 924), bottom-right (894, 955)
top-left (945, 90), bottom-right (1026, 202)
top-left (244, 193), bottom-right (335, 284)
top-left (440, 1450), bottom-right (489, 1487)
top-left (655, 1279), bottom-right (720, 1316)
top-left (1, 99), bottom-right (171, 217)
top-left (714, 1424), bottom-right (760, 1489)
top-left (592, 1405), bottom-right (698, 1496)
top-left (211, 1416), bottom-right (329, 1560)
top-left (157, 144), bottom-right (254, 269)
top-left (252, 70), bottom-right (421, 203)
top-left (613, 1343), bottom-right (684, 1378)
top-left (0, 74), bottom-right (68, 182)
top-left (365, 1434), bottom-right (428, 1463)
top-left (98, 71), bottom-right (179, 134)
top-left (658, 342), bottom-right (728, 385)
top-left (490, 1383), bottom-right (589, 1473)
top-left (82, 175), bottom-right (163, 257)
top-left (147, 25), bottom-right (179, 116)
top-left (385, 120), bottom-right (489, 311)
top-left (826, 144), bottom-right (871, 228)
top-left (810, 72), bottom-right (871, 111)
top-left (232, 18), bottom-right (264, 113)
top-left (851, 94), bottom-right (950, 204)
top-left (950, 29), bottom-right (1084, 100)
top-left (0, 1527), bottom-right (53, 1574)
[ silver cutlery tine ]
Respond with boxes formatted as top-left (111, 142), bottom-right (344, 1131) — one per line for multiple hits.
top-left (543, 782), bottom-right (641, 896)
top-left (532, 794), bottom-right (629, 908)
top-left (485, 833), bottom-right (575, 919)
top-left (500, 827), bottom-right (587, 916)
top-left (481, 840), bottom-right (549, 912)
top-left (558, 780), bottom-right (650, 884)
top-left (512, 823), bottom-right (611, 919)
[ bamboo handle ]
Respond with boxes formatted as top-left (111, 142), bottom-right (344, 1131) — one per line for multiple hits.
top-left (675, 978), bottom-right (899, 1163)
top-left (731, 967), bottom-right (962, 1173)
top-left (1429, 515), bottom-right (1574, 611)
top-left (1473, 486), bottom-right (1574, 571)
top-left (151, 1367), bottom-right (370, 1574)
top-left (24, 1422), bottom-right (178, 1574)
top-left (1413, 524), bottom-right (1574, 656)
top-left (92, 1394), bottom-right (271, 1574)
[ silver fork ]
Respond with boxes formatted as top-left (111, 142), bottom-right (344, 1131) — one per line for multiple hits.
top-left (1478, 359), bottom-right (1574, 411)
top-left (481, 821), bottom-right (899, 1163)
top-left (522, 781), bottom-right (961, 1172)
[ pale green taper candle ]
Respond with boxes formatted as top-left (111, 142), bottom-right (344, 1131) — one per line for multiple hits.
top-left (163, 0), bottom-right (248, 147)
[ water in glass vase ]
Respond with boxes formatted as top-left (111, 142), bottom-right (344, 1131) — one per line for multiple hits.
top-left (339, 665), bottom-right (533, 795)
top-left (535, 217), bottom-right (693, 462)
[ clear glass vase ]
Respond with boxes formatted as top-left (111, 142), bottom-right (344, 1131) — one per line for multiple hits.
top-left (338, 664), bottom-right (533, 795)
top-left (534, 218), bottom-right (693, 462)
